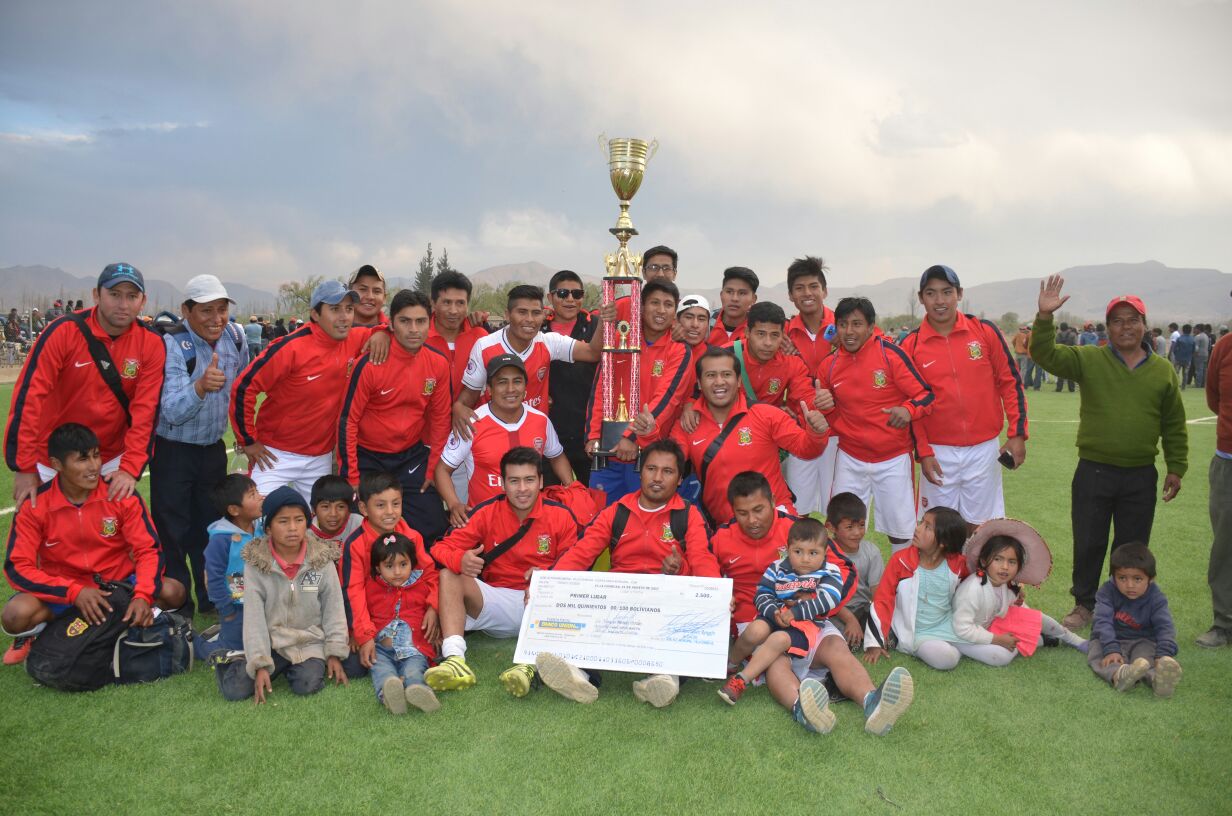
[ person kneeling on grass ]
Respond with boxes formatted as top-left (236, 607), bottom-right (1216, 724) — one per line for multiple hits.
top-left (425, 446), bottom-right (581, 698)
top-left (2, 423), bottom-right (185, 665)
top-left (216, 487), bottom-right (349, 702)
top-left (363, 532), bottom-right (440, 715)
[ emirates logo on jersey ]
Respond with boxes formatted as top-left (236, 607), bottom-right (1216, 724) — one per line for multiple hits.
top-left (737, 427), bottom-right (752, 446)
top-left (767, 378), bottom-right (782, 394)
top-left (967, 341), bottom-right (984, 360)
top-left (100, 517), bottom-right (117, 537)
top-left (652, 359), bottom-right (664, 377)
top-left (533, 437), bottom-right (545, 452)
top-left (120, 359), bottom-right (140, 379)
top-left (536, 534), bottom-right (551, 554)
top-left (423, 378), bottom-right (437, 395)
top-left (872, 369), bottom-right (888, 389)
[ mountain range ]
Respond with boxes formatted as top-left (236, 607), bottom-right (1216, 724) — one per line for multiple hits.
top-left (2, 260), bottom-right (1229, 324)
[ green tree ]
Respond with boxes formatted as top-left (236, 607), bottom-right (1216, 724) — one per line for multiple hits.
top-left (436, 247), bottom-right (457, 277)
top-left (998, 311), bottom-right (1020, 333)
top-left (278, 275), bottom-right (324, 319)
top-left (415, 243), bottom-right (436, 295)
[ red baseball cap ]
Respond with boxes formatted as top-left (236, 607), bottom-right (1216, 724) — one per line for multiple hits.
top-left (1105, 295), bottom-right (1146, 320)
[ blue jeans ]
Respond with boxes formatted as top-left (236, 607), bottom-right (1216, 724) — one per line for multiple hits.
top-left (589, 460), bottom-right (642, 505)
top-left (370, 643), bottom-right (429, 701)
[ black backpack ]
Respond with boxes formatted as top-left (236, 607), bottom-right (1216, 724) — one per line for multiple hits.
top-left (112, 610), bottom-right (194, 684)
top-left (27, 579), bottom-right (133, 692)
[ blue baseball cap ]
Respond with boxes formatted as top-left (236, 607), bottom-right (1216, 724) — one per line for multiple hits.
top-left (311, 279), bottom-right (360, 308)
top-left (97, 262), bottom-right (146, 293)
top-left (919, 264), bottom-right (961, 292)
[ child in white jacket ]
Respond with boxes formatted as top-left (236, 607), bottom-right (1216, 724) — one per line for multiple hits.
top-left (954, 533), bottom-right (1086, 665)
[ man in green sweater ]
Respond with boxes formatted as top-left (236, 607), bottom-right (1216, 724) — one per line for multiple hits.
top-left (1031, 275), bottom-right (1187, 631)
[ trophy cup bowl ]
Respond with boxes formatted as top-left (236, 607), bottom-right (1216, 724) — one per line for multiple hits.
top-left (600, 135), bottom-right (658, 234)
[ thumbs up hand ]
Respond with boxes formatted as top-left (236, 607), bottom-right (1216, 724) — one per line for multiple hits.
top-left (196, 352), bottom-right (227, 396)
top-left (631, 403), bottom-right (656, 437)
top-left (661, 543), bottom-right (683, 576)
top-left (813, 379), bottom-right (834, 411)
top-left (800, 401), bottom-right (830, 435)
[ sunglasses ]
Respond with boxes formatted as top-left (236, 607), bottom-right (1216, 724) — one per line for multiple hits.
top-left (553, 288), bottom-right (585, 300)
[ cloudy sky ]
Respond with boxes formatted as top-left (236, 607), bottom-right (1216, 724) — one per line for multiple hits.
top-left (2, 1), bottom-right (1229, 293)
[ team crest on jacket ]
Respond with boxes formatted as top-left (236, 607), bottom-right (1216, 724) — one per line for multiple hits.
top-left (66, 618), bottom-right (89, 637)
top-left (767, 378), bottom-right (782, 394)
top-left (533, 437), bottom-right (545, 452)
top-left (423, 378), bottom-right (437, 396)
top-left (737, 427), bottom-right (753, 446)
top-left (536, 534), bottom-right (551, 554)
top-left (652, 359), bottom-right (664, 377)
top-left (967, 341), bottom-right (983, 360)
top-left (120, 358), bottom-right (140, 379)
top-left (100, 517), bottom-right (118, 537)
top-left (661, 523), bottom-right (676, 543)
top-left (872, 369), bottom-right (888, 388)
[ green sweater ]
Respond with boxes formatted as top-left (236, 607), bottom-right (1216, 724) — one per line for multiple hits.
top-left (1030, 315), bottom-right (1187, 476)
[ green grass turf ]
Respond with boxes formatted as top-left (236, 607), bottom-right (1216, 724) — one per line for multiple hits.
top-left (0, 383), bottom-right (1227, 815)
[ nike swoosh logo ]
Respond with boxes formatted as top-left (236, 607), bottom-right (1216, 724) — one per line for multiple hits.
top-left (75, 361), bottom-right (91, 368)
top-left (45, 541), bottom-right (57, 547)
top-left (407, 464), bottom-right (421, 476)
top-left (306, 374), bottom-right (322, 381)
top-left (922, 361), bottom-right (936, 368)
top-left (727, 556), bottom-right (740, 565)
top-left (380, 388), bottom-right (395, 395)
top-left (692, 439), bottom-right (707, 446)
top-left (831, 381), bottom-right (844, 388)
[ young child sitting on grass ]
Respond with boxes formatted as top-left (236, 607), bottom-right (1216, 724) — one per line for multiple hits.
top-left (719, 518), bottom-right (848, 705)
top-left (825, 492), bottom-right (883, 648)
top-left (198, 474), bottom-right (263, 660)
top-left (309, 474), bottom-right (363, 549)
top-left (864, 506), bottom-right (971, 670)
top-left (952, 528), bottom-right (1086, 666)
top-left (1086, 543), bottom-right (1181, 697)
top-left (364, 532), bottom-right (440, 714)
top-left (216, 486), bottom-right (350, 702)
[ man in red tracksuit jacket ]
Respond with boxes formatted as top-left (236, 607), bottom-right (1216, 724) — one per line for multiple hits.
top-left (899, 265), bottom-right (1028, 526)
top-left (232, 280), bottom-right (386, 502)
top-left (425, 446), bottom-right (581, 697)
top-left (338, 290), bottom-right (453, 543)
top-left (2, 423), bottom-right (185, 664)
top-left (425, 270), bottom-right (490, 400)
top-left (816, 297), bottom-right (934, 548)
top-left (782, 256), bottom-right (840, 516)
top-left (6, 263), bottom-right (166, 508)
top-left (534, 440), bottom-right (712, 709)
top-left (585, 279), bottom-right (695, 504)
top-left (637, 346), bottom-right (830, 527)
top-left (707, 267), bottom-right (758, 347)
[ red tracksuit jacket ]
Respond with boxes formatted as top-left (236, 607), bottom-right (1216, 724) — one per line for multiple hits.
top-left (737, 343), bottom-right (814, 408)
top-left (432, 495), bottom-right (580, 589)
top-left (552, 493), bottom-right (713, 576)
top-left (340, 518), bottom-right (434, 645)
top-left (231, 322), bottom-right (373, 456)
top-left (363, 562), bottom-right (438, 660)
top-left (425, 319), bottom-right (489, 401)
top-left (337, 342), bottom-right (453, 485)
top-left (585, 333), bottom-right (695, 446)
top-left (816, 336), bottom-right (935, 463)
top-left (897, 313), bottom-right (1028, 456)
top-left (708, 321), bottom-right (746, 347)
top-left (5, 309), bottom-right (166, 478)
top-left (651, 393), bottom-right (827, 524)
top-left (4, 477), bottom-right (163, 604)
top-left (785, 309), bottom-right (836, 375)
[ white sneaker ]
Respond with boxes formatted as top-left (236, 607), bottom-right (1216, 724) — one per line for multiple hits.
top-left (405, 683), bottom-right (441, 713)
top-left (535, 652), bottom-right (598, 704)
top-left (632, 674), bottom-right (679, 708)
top-left (382, 676), bottom-right (407, 715)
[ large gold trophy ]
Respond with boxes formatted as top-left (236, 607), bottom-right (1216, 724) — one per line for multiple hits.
top-left (593, 135), bottom-right (657, 469)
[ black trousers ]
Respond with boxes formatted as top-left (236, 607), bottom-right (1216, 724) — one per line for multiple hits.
top-left (1070, 458), bottom-right (1158, 609)
top-left (150, 436), bottom-right (227, 615)
top-left (357, 443), bottom-right (447, 544)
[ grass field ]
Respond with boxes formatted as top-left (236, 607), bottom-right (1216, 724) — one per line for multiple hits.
top-left (0, 383), bottom-right (1227, 815)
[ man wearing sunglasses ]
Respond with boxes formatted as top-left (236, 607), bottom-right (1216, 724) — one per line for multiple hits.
top-left (544, 270), bottom-right (600, 483)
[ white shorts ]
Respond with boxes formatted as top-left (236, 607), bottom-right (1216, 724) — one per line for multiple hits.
top-left (464, 580), bottom-right (526, 639)
top-left (831, 449), bottom-right (917, 542)
top-left (782, 435), bottom-right (839, 516)
top-left (38, 455), bottom-right (122, 483)
top-left (916, 438), bottom-right (1005, 525)
top-left (734, 618), bottom-right (841, 683)
top-left (250, 446), bottom-right (333, 504)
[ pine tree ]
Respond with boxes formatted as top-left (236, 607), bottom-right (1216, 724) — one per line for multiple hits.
top-left (415, 243), bottom-right (435, 294)
top-left (436, 247), bottom-right (457, 277)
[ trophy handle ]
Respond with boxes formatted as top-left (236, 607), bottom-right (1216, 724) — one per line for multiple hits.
top-left (646, 139), bottom-right (659, 162)
top-left (598, 132), bottom-right (609, 158)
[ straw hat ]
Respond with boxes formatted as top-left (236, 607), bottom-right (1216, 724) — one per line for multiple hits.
top-left (963, 518), bottom-right (1052, 586)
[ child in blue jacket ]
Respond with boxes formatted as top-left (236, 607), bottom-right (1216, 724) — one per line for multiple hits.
top-left (199, 475), bottom-right (264, 658)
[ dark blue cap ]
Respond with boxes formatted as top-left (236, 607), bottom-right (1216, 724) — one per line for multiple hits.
top-left (263, 485), bottom-right (311, 528)
top-left (919, 264), bottom-right (960, 291)
top-left (97, 262), bottom-right (146, 293)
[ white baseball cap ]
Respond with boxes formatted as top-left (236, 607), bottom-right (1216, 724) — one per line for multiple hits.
top-left (183, 274), bottom-right (235, 304)
top-left (677, 294), bottom-right (711, 315)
